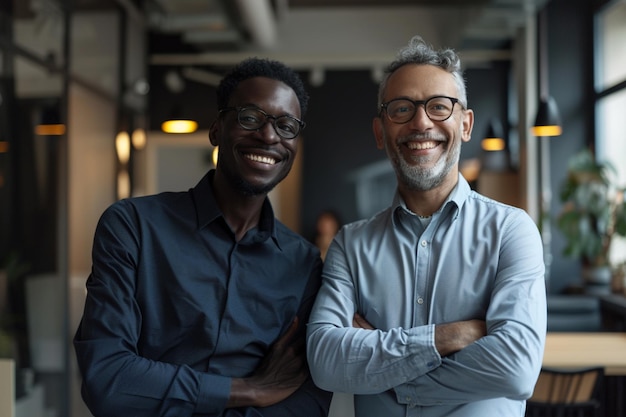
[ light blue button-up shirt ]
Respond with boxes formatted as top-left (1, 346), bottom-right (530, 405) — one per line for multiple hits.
top-left (307, 175), bottom-right (546, 417)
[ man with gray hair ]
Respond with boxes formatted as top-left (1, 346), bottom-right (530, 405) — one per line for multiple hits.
top-left (307, 35), bottom-right (546, 416)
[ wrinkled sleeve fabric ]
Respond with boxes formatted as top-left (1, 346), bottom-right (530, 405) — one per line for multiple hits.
top-left (395, 210), bottom-right (546, 406)
top-left (307, 190), bottom-right (546, 408)
top-left (306, 237), bottom-right (441, 394)
top-left (74, 203), bottom-right (211, 416)
top-left (74, 200), bottom-right (331, 417)
top-left (74, 202), bottom-right (233, 417)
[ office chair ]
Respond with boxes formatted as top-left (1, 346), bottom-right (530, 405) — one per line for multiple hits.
top-left (525, 366), bottom-right (604, 417)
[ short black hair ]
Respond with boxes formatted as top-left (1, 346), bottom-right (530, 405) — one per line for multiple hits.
top-left (216, 57), bottom-right (309, 116)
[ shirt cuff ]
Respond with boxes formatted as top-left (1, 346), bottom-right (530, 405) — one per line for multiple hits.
top-left (395, 324), bottom-right (441, 406)
top-left (194, 373), bottom-right (231, 414)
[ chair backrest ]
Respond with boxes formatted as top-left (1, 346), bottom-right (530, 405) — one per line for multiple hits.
top-left (526, 366), bottom-right (604, 417)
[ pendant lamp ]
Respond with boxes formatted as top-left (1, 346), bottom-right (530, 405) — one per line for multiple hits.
top-left (481, 118), bottom-right (506, 151)
top-left (531, 96), bottom-right (562, 137)
top-left (161, 101), bottom-right (198, 134)
top-left (35, 106), bottom-right (66, 136)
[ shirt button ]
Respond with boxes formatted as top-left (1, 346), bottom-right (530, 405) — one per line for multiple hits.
top-left (417, 297), bottom-right (424, 304)
top-left (421, 240), bottom-right (427, 247)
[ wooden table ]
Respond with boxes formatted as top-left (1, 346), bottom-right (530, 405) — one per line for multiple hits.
top-left (543, 332), bottom-right (626, 416)
top-left (543, 332), bottom-right (626, 376)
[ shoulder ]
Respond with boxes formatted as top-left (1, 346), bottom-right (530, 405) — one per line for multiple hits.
top-left (465, 191), bottom-right (533, 220)
top-left (99, 191), bottom-right (192, 225)
top-left (463, 191), bottom-right (540, 238)
top-left (335, 207), bottom-right (394, 244)
top-left (275, 220), bottom-right (321, 257)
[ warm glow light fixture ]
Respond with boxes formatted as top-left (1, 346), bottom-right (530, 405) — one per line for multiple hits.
top-left (481, 119), bottom-right (506, 151)
top-left (115, 131), bottom-right (131, 164)
top-left (131, 128), bottom-right (146, 150)
top-left (482, 138), bottom-right (505, 151)
top-left (35, 123), bottom-right (66, 136)
top-left (531, 96), bottom-right (562, 137)
top-left (35, 106), bottom-right (65, 136)
top-left (212, 146), bottom-right (219, 167)
top-left (117, 170), bottom-right (131, 200)
top-left (161, 119), bottom-right (198, 134)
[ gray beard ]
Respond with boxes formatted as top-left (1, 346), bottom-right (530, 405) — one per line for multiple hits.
top-left (385, 136), bottom-right (461, 192)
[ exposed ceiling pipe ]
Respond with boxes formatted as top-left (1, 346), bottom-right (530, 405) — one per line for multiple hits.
top-left (234, 0), bottom-right (277, 49)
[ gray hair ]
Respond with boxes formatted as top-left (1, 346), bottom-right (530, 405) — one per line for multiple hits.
top-left (377, 35), bottom-right (468, 109)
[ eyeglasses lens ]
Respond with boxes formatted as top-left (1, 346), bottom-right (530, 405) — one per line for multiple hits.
top-left (238, 108), bottom-right (300, 139)
top-left (385, 97), bottom-right (455, 123)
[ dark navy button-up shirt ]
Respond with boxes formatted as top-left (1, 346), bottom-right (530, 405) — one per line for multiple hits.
top-left (74, 170), bottom-right (329, 417)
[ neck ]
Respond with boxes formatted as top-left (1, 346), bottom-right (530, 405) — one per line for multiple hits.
top-left (211, 171), bottom-right (266, 241)
top-left (399, 173), bottom-right (458, 218)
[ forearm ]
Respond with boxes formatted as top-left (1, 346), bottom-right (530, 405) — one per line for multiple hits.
top-left (398, 270), bottom-right (546, 406)
top-left (75, 338), bottom-right (231, 417)
top-left (307, 323), bottom-right (440, 394)
top-left (434, 319), bottom-right (487, 356)
top-left (396, 321), bottom-right (545, 406)
top-left (77, 349), bottom-right (328, 417)
top-left (397, 209), bottom-right (548, 406)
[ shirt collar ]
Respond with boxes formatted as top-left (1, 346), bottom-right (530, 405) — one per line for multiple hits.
top-left (391, 173), bottom-right (472, 219)
top-left (191, 170), bottom-right (281, 248)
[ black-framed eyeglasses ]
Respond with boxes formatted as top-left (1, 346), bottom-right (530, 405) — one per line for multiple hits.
top-left (379, 96), bottom-right (461, 124)
top-left (219, 107), bottom-right (305, 140)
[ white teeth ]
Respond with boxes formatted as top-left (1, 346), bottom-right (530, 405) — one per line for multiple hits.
top-left (245, 154), bottom-right (276, 165)
top-left (407, 141), bottom-right (437, 150)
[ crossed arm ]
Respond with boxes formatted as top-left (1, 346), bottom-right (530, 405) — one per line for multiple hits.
top-left (74, 203), bottom-right (331, 417)
top-left (227, 319), bottom-right (310, 409)
top-left (306, 213), bottom-right (546, 404)
top-left (353, 313), bottom-right (486, 357)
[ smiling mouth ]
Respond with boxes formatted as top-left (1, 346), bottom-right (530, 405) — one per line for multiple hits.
top-left (244, 153), bottom-right (277, 165)
top-left (406, 141), bottom-right (439, 150)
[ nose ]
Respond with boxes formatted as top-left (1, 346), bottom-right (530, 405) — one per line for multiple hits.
top-left (407, 104), bottom-right (434, 130)
top-left (257, 119), bottom-right (280, 143)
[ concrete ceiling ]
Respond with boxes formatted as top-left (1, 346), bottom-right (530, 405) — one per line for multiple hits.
top-left (8, 0), bottom-right (549, 95)
top-left (141, 0), bottom-right (550, 71)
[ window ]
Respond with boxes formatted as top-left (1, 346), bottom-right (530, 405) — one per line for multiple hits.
top-left (595, 0), bottom-right (626, 264)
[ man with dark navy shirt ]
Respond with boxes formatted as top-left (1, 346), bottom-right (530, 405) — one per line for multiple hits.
top-left (74, 57), bottom-right (331, 417)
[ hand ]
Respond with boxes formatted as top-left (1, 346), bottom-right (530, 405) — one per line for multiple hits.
top-left (228, 318), bottom-right (308, 408)
top-left (435, 319), bottom-right (487, 357)
top-left (353, 313), bottom-right (375, 330)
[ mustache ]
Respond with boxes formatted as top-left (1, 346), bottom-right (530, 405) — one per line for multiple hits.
top-left (397, 132), bottom-right (447, 143)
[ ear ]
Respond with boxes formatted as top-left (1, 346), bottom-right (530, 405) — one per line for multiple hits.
top-left (461, 109), bottom-right (474, 143)
top-left (373, 117), bottom-right (385, 150)
top-left (209, 120), bottom-right (219, 146)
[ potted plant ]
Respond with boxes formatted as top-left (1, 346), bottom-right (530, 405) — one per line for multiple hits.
top-left (556, 149), bottom-right (626, 288)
